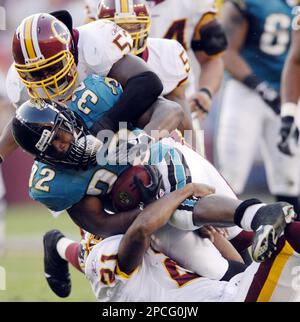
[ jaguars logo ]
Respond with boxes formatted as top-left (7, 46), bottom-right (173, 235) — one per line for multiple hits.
top-left (51, 20), bottom-right (71, 45)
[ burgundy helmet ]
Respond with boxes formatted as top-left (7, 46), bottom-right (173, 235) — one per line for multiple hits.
top-left (12, 13), bottom-right (77, 102)
top-left (98, 0), bottom-right (151, 55)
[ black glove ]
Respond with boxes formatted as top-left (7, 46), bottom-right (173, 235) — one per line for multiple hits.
top-left (243, 75), bottom-right (281, 115)
top-left (134, 165), bottom-right (164, 205)
top-left (278, 116), bottom-right (299, 156)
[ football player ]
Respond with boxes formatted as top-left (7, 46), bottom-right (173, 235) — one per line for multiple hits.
top-left (84, 0), bottom-right (227, 119)
top-left (0, 10), bottom-right (180, 164)
top-left (145, 0), bottom-right (227, 119)
top-left (97, 0), bottom-right (198, 151)
top-left (45, 184), bottom-right (299, 302)
top-left (216, 0), bottom-right (300, 214)
top-left (278, 4), bottom-right (300, 157)
top-left (13, 78), bottom-right (247, 285)
top-left (11, 75), bottom-right (294, 290)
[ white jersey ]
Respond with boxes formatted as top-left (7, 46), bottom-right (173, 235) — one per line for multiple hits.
top-left (6, 20), bottom-right (133, 107)
top-left (147, 0), bottom-right (216, 51)
top-left (145, 38), bottom-right (190, 96)
top-left (85, 234), bottom-right (231, 302)
top-left (147, 0), bottom-right (216, 96)
top-left (86, 232), bottom-right (300, 302)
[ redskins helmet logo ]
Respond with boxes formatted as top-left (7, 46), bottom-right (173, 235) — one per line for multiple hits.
top-left (51, 20), bottom-right (71, 45)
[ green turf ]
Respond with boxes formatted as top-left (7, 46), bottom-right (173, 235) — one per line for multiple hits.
top-left (0, 204), bottom-right (94, 302)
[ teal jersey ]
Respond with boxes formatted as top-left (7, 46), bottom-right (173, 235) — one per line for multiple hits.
top-left (236, 0), bottom-right (294, 90)
top-left (69, 74), bottom-right (123, 130)
top-left (29, 75), bottom-right (190, 212)
top-left (29, 76), bottom-right (128, 211)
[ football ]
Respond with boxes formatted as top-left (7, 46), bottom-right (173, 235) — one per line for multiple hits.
top-left (111, 165), bottom-right (151, 212)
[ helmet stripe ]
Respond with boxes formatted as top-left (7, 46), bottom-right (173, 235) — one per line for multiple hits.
top-left (24, 16), bottom-right (37, 60)
top-left (19, 18), bottom-right (30, 63)
top-left (31, 14), bottom-right (43, 60)
top-left (120, 0), bottom-right (129, 13)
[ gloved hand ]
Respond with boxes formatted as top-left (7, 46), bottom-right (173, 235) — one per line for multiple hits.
top-left (278, 116), bottom-right (299, 156)
top-left (254, 81), bottom-right (281, 115)
top-left (134, 165), bottom-right (164, 205)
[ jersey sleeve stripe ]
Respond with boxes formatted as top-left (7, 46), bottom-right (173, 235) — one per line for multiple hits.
top-left (115, 261), bottom-right (139, 279)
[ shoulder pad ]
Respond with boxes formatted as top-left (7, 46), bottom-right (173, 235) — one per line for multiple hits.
top-left (147, 38), bottom-right (190, 94)
top-left (78, 20), bottom-right (133, 75)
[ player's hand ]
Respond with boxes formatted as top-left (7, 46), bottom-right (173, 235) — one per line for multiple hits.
top-left (278, 116), bottom-right (300, 156)
top-left (134, 165), bottom-right (164, 205)
top-left (189, 90), bottom-right (212, 122)
top-left (197, 225), bottom-right (229, 243)
top-left (254, 81), bottom-right (281, 115)
top-left (191, 183), bottom-right (215, 198)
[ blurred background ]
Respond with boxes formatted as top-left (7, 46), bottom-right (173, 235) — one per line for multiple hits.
top-left (0, 0), bottom-right (269, 302)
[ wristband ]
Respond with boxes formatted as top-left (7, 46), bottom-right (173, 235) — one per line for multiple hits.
top-left (281, 102), bottom-right (298, 118)
top-left (199, 87), bottom-right (213, 100)
top-left (242, 74), bottom-right (262, 90)
top-left (193, 99), bottom-right (209, 114)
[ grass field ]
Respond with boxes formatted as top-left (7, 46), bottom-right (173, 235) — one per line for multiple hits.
top-left (0, 204), bottom-right (94, 302)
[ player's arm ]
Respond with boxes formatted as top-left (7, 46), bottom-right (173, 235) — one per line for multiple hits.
top-left (68, 195), bottom-right (141, 238)
top-left (0, 119), bottom-right (19, 163)
top-left (222, 1), bottom-right (280, 114)
top-left (118, 183), bottom-right (214, 275)
top-left (198, 226), bottom-right (244, 263)
top-left (165, 86), bottom-right (197, 149)
top-left (281, 29), bottom-right (300, 108)
top-left (221, 2), bottom-right (251, 81)
top-left (190, 12), bottom-right (227, 116)
top-left (94, 54), bottom-right (163, 133)
top-left (136, 96), bottom-right (184, 142)
top-left (278, 29), bottom-right (300, 155)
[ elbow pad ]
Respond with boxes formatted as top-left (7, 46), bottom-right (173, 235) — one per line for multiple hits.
top-left (191, 20), bottom-right (228, 55)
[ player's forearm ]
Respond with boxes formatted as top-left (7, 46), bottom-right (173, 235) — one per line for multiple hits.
top-left (223, 50), bottom-right (253, 82)
top-left (212, 234), bottom-right (244, 263)
top-left (0, 119), bottom-right (19, 162)
top-left (165, 89), bottom-right (197, 149)
top-left (165, 88), bottom-right (193, 131)
top-left (68, 196), bottom-right (142, 237)
top-left (196, 54), bottom-right (224, 95)
top-left (281, 54), bottom-right (300, 107)
top-left (142, 97), bottom-right (183, 141)
top-left (132, 184), bottom-right (194, 237)
top-left (118, 184), bottom-right (194, 274)
top-left (221, 1), bottom-right (251, 82)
